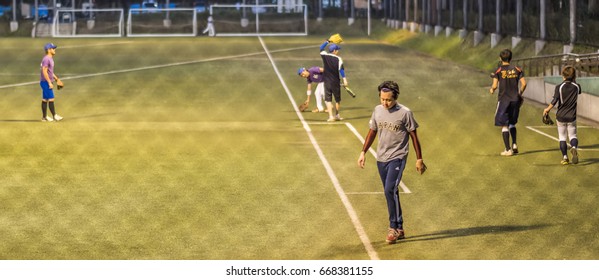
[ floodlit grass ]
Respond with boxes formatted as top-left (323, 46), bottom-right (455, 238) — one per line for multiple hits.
top-left (1, 35), bottom-right (599, 260)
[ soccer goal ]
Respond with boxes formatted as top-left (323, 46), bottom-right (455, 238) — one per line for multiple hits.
top-left (209, 4), bottom-right (308, 36)
top-left (127, 8), bottom-right (197, 37)
top-left (53, 9), bottom-right (125, 38)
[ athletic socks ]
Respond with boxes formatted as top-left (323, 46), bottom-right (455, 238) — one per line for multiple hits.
top-left (570, 138), bottom-right (579, 149)
top-left (560, 141), bottom-right (568, 157)
top-left (49, 101), bottom-right (56, 116)
top-left (509, 127), bottom-right (517, 145)
top-left (502, 131), bottom-right (510, 150)
top-left (41, 101), bottom-right (48, 118)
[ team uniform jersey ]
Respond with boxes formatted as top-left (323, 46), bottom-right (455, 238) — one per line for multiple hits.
top-left (320, 48), bottom-right (344, 102)
top-left (551, 81), bottom-right (581, 123)
top-left (493, 64), bottom-right (523, 102)
top-left (493, 64), bottom-right (524, 126)
top-left (40, 55), bottom-right (55, 82)
top-left (369, 103), bottom-right (419, 162)
top-left (305, 66), bottom-right (324, 84)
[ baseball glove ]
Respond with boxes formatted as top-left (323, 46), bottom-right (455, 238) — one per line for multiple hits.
top-left (328, 33), bottom-right (343, 44)
top-left (57, 84), bottom-right (63, 90)
top-left (542, 113), bottom-right (554, 125)
top-left (298, 101), bottom-right (309, 112)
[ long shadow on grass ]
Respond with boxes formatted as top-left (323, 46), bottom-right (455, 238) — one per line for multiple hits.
top-left (398, 224), bottom-right (552, 243)
top-left (0, 119), bottom-right (41, 122)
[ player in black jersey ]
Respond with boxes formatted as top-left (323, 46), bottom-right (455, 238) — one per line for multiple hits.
top-left (319, 40), bottom-right (348, 122)
top-left (490, 49), bottom-right (527, 156)
top-left (543, 66), bottom-right (582, 165)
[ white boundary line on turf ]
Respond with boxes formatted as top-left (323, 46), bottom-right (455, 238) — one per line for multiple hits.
top-left (526, 126), bottom-right (599, 151)
top-left (0, 45), bottom-right (316, 90)
top-left (258, 37), bottom-right (380, 261)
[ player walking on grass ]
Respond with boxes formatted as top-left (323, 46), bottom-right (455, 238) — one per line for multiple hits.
top-left (357, 80), bottom-right (427, 245)
top-left (40, 43), bottom-right (64, 122)
top-left (490, 49), bottom-right (526, 156)
top-left (320, 40), bottom-right (347, 122)
top-left (298, 67), bottom-right (326, 113)
top-left (543, 66), bottom-right (582, 165)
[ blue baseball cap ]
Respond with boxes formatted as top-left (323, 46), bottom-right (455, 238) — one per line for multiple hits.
top-left (297, 67), bottom-right (306, 75)
top-left (328, 44), bottom-right (341, 52)
top-left (44, 43), bottom-right (57, 51)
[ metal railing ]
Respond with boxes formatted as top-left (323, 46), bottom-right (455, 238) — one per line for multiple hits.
top-left (513, 53), bottom-right (599, 78)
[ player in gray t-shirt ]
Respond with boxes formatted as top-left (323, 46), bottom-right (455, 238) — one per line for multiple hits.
top-left (357, 80), bottom-right (427, 244)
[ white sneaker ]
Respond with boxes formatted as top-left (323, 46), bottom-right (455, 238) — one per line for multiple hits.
top-left (327, 117), bottom-right (336, 122)
top-left (53, 114), bottom-right (63, 121)
top-left (335, 114), bottom-right (344, 121)
top-left (570, 147), bottom-right (578, 164)
top-left (500, 149), bottom-right (513, 156)
top-left (42, 116), bottom-right (54, 122)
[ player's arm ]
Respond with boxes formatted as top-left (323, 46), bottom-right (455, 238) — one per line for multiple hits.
top-left (409, 129), bottom-right (427, 174)
top-left (519, 77), bottom-right (526, 95)
top-left (53, 73), bottom-right (63, 87)
top-left (358, 129), bottom-right (376, 168)
top-left (489, 78), bottom-right (498, 94)
top-left (339, 63), bottom-right (347, 86)
top-left (544, 87), bottom-right (560, 115)
top-left (42, 66), bottom-right (53, 89)
top-left (319, 40), bottom-right (329, 52)
top-left (305, 83), bottom-right (312, 103)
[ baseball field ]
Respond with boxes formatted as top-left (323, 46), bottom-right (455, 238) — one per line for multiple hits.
top-left (1, 32), bottom-right (599, 261)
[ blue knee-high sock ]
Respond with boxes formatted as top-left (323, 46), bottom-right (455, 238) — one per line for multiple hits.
top-left (560, 141), bottom-right (568, 157)
top-left (570, 138), bottom-right (578, 149)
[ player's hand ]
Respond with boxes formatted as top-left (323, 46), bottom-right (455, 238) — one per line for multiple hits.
top-left (543, 108), bottom-right (550, 116)
top-left (489, 88), bottom-right (494, 95)
top-left (416, 159), bottom-right (427, 175)
top-left (48, 83), bottom-right (54, 89)
top-left (358, 152), bottom-right (366, 169)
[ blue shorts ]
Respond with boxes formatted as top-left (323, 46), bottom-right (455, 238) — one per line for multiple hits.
top-left (40, 81), bottom-right (54, 100)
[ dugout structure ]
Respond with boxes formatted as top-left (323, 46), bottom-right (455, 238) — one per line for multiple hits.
top-left (53, 9), bottom-right (125, 38)
top-left (127, 8), bottom-right (197, 37)
top-left (209, 4), bottom-right (307, 36)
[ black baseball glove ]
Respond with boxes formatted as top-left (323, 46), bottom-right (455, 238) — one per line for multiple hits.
top-left (542, 113), bottom-right (554, 125)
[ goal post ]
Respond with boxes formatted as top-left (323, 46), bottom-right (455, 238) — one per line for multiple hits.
top-left (209, 4), bottom-right (308, 36)
top-left (127, 8), bottom-right (197, 37)
top-left (53, 9), bottom-right (125, 38)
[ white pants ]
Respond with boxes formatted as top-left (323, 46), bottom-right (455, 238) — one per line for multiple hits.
top-left (557, 120), bottom-right (577, 141)
top-left (203, 23), bottom-right (215, 36)
top-left (313, 82), bottom-right (325, 111)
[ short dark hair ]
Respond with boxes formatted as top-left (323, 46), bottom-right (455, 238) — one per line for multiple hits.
top-left (378, 81), bottom-right (400, 99)
top-left (562, 65), bottom-right (576, 81)
top-left (499, 49), bottom-right (512, 62)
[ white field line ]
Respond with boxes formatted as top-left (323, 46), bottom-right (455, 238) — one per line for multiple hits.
top-left (526, 126), bottom-right (599, 151)
top-left (258, 37), bottom-right (379, 261)
top-left (0, 45), bottom-right (316, 90)
top-left (345, 123), bottom-right (412, 194)
top-left (58, 41), bottom-right (134, 49)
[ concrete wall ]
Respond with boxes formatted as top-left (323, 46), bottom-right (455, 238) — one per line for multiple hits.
top-left (526, 77), bottom-right (599, 123)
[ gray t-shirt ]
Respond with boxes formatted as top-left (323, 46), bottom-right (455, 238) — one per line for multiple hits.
top-left (369, 103), bottom-right (419, 162)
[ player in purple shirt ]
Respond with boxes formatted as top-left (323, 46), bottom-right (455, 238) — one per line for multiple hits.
top-left (40, 43), bottom-right (64, 122)
top-left (298, 66), bottom-right (326, 113)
